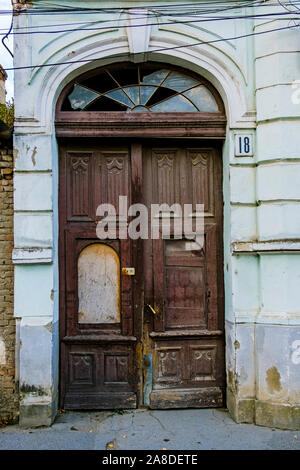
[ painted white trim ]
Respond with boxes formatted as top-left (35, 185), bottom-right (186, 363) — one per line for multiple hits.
top-left (232, 241), bottom-right (300, 253)
top-left (14, 30), bottom-right (253, 133)
top-left (12, 248), bottom-right (53, 264)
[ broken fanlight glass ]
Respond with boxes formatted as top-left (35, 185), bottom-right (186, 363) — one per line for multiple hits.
top-left (65, 64), bottom-right (220, 113)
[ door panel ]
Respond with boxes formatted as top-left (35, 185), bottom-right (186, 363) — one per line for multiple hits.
top-left (59, 140), bottom-right (224, 410)
top-left (143, 144), bottom-right (224, 409)
top-left (59, 144), bottom-right (138, 409)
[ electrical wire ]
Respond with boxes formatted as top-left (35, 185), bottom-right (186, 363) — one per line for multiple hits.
top-left (3, 22), bottom-right (299, 72)
top-left (0, 11), bottom-right (298, 36)
top-left (1, 11), bottom-right (13, 57)
top-left (0, 0), bottom-right (286, 16)
top-left (1, 0), bottom-right (299, 68)
top-left (0, 2), bottom-right (298, 36)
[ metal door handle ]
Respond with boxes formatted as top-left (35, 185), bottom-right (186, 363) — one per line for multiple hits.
top-left (147, 304), bottom-right (157, 315)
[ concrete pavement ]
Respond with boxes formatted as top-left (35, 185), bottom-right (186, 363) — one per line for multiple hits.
top-left (0, 408), bottom-right (300, 450)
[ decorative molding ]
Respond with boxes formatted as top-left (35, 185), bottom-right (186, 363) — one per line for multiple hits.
top-left (232, 241), bottom-right (300, 254)
top-left (12, 248), bottom-right (53, 264)
top-left (71, 157), bottom-right (89, 173)
top-left (157, 154), bottom-right (174, 169)
top-left (55, 113), bottom-right (226, 138)
top-left (126, 8), bottom-right (151, 56)
top-left (190, 153), bottom-right (208, 166)
top-left (105, 157), bottom-right (124, 174)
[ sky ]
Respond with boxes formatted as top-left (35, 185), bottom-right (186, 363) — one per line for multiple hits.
top-left (0, 0), bottom-right (13, 101)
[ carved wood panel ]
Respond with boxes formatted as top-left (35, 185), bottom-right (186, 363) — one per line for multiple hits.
top-left (152, 338), bottom-right (223, 391)
top-left (104, 353), bottom-right (130, 384)
top-left (188, 149), bottom-right (214, 215)
top-left (98, 151), bottom-right (130, 214)
top-left (156, 347), bottom-right (183, 383)
top-left (189, 345), bottom-right (217, 382)
top-left (65, 149), bottom-right (130, 222)
top-left (67, 152), bottom-right (93, 220)
top-left (69, 353), bottom-right (95, 386)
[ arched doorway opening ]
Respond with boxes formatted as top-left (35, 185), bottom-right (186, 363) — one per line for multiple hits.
top-left (56, 62), bottom-right (226, 409)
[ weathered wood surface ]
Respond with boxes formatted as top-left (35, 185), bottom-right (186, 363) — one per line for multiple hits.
top-left (149, 387), bottom-right (224, 409)
top-left (59, 139), bottom-right (225, 410)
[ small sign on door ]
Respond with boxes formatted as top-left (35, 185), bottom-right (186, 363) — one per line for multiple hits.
top-left (235, 134), bottom-right (253, 157)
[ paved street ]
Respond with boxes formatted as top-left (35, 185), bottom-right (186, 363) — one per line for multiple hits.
top-left (0, 408), bottom-right (299, 450)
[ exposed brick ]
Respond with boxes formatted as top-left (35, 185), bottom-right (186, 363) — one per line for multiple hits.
top-left (0, 144), bottom-right (18, 420)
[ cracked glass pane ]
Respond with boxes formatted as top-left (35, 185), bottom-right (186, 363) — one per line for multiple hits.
top-left (162, 72), bottom-right (199, 92)
top-left (183, 85), bottom-right (218, 112)
top-left (140, 85), bottom-right (157, 105)
top-left (141, 69), bottom-right (169, 86)
top-left (150, 94), bottom-right (198, 112)
top-left (64, 65), bottom-right (221, 114)
top-left (123, 86), bottom-right (139, 105)
top-left (68, 84), bottom-right (100, 110)
top-left (105, 89), bottom-right (134, 108)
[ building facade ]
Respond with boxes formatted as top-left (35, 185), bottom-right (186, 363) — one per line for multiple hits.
top-left (0, 66), bottom-right (7, 105)
top-left (7, 0), bottom-right (300, 428)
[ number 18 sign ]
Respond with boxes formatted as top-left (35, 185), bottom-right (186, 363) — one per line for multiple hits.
top-left (235, 134), bottom-right (253, 157)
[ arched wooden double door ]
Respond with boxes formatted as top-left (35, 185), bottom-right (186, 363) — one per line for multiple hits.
top-left (57, 63), bottom-right (226, 410)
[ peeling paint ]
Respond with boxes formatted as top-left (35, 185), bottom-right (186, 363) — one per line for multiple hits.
top-left (13, 148), bottom-right (18, 163)
top-left (31, 146), bottom-right (37, 166)
top-left (227, 369), bottom-right (239, 393)
top-left (266, 366), bottom-right (282, 394)
top-left (19, 383), bottom-right (46, 396)
top-left (234, 340), bottom-right (240, 350)
top-left (44, 322), bottom-right (52, 333)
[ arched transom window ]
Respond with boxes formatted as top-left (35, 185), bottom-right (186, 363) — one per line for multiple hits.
top-left (61, 63), bottom-right (222, 113)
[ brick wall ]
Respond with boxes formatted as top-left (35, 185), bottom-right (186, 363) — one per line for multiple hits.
top-left (0, 143), bottom-right (18, 422)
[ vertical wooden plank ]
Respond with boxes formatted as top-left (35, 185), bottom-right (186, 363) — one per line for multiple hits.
top-left (65, 229), bottom-right (77, 337)
top-left (206, 228), bottom-right (218, 330)
top-left (153, 234), bottom-right (165, 332)
top-left (130, 143), bottom-right (144, 340)
top-left (130, 142), bottom-right (144, 405)
top-left (120, 236), bottom-right (133, 336)
top-left (142, 147), bottom-right (153, 309)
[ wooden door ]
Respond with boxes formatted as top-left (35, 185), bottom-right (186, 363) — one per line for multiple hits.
top-left (59, 142), bottom-right (143, 409)
top-left (59, 140), bottom-right (224, 410)
top-left (143, 143), bottom-right (225, 408)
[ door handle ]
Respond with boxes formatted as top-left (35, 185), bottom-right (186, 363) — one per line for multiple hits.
top-left (147, 304), bottom-right (157, 315)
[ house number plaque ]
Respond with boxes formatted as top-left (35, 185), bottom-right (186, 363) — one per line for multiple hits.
top-left (235, 134), bottom-right (253, 157)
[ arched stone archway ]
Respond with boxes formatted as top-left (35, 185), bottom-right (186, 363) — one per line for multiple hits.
top-left (56, 61), bottom-right (226, 411)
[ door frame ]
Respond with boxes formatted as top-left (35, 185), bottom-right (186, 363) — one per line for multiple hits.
top-left (57, 137), bottom-right (225, 409)
top-left (56, 73), bottom-right (227, 408)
